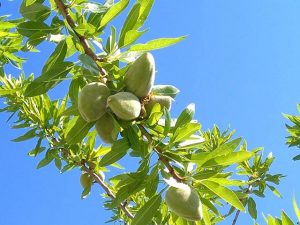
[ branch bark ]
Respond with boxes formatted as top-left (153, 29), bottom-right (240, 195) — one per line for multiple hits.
top-left (54, 0), bottom-right (106, 76)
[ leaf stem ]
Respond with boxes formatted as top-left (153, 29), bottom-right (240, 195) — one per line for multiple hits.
top-left (53, 0), bottom-right (107, 76)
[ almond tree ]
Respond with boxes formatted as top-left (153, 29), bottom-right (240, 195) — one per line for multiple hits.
top-left (0, 1), bottom-right (286, 224)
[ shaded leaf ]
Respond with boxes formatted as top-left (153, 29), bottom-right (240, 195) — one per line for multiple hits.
top-left (65, 116), bottom-right (94, 145)
top-left (247, 197), bottom-right (257, 220)
top-left (99, 139), bottom-right (130, 167)
top-left (24, 62), bottom-right (73, 97)
top-left (11, 128), bottom-right (36, 142)
top-left (132, 194), bottom-right (162, 225)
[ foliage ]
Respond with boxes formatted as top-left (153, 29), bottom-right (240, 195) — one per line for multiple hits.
top-left (255, 197), bottom-right (300, 225)
top-left (0, 0), bottom-right (292, 224)
top-left (284, 104), bottom-right (300, 160)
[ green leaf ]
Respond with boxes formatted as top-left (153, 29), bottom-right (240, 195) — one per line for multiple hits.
top-left (119, 3), bottom-right (141, 47)
top-left (191, 138), bottom-right (242, 167)
top-left (37, 151), bottom-right (54, 169)
top-left (171, 123), bottom-right (200, 144)
top-left (0, 89), bottom-right (17, 96)
top-left (292, 154), bottom-right (300, 161)
top-left (152, 85), bottom-right (180, 98)
top-left (0, 21), bottom-right (17, 30)
top-left (24, 61), bottom-right (73, 97)
top-left (22, 31), bottom-right (47, 51)
top-left (42, 40), bottom-right (68, 74)
top-left (11, 128), bottom-right (36, 142)
top-left (17, 21), bottom-right (51, 37)
top-left (99, 139), bottom-right (130, 167)
top-left (78, 54), bottom-right (99, 74)
top-left (202, 204), bottom-right (212, 225)
top-left (293, 196), bottom-right (300, 222)
top-left (20, 3), bottom-right (50, 21)
top-left (135, 0), bottom-right (154, 28)
top-left (163, 108), bottom-right (171, 136)
top-left (129, 36), bottom-right (186, 51)
top-left (132, 194), bottom-right (162, 225)
top-left (122, 29), bottom-right (148, 47)
top-left (281, 211), bottom-right (294, 225)
top-left (174, 103), bottom-right (195, 130)
top-left (99, 0), bottom-right (129, 28)
top-left (65, 116), bottom-right (94, 145)
top-left (202, 152), bottom-right (254, 167)
top-left (200, 180), bottom-right (245, 212)
top-left (247, 197), bottom-right (257, 220)
top-left (267, 185), bottom-right (282, 198)
top-left (145, 165), bottom-right (159, 197)
top-left (112, 171), bottom-right (146, 207)
top-left (205, 178), bottom-right (247, 187)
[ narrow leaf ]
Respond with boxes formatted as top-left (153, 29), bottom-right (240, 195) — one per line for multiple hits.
top-left (247, 197), bottom-right (257, 220)
top-left (293, 196), bottom-right (300, 222)
top-left (129, 36), bottom-right (186, 51)
top-left (132, 195), bottom-right (162, 225)
top-left (191, 138), bottom-right (242, 167)
top-left (65, 116), bottom-right (94, 145)
top-left (202, 152), bottom-right (254, 167)
top-left (281, 211), bottom-right (294, 225)
top-left (99, 139), bottom-right (130, 167)
top-left (174, 103), bottom-right (195, 130)
top-left (11, 129), bottom-right (36, 142)
top-left (99, 0), bottom-right (129, 28)
top-left (200, 180), bottom-right (245, 212)
top-left (24, 62), bottom-right (73, 97)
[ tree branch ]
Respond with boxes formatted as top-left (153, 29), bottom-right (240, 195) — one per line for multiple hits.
top-left (137, 124), bottom-right (184, 183)
top-left (81, 164), bottom-right (134, 219)
top-left (53, 0), bottom-right (106, 76)
top-left (53, 136), bottom-right (134, 220)
top-left (231, 210), bottom-right (241, 225)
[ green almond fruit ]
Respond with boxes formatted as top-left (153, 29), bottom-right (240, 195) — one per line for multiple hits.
top-left (78, 82), bottom-right (110, 122)
top-left (124, 52), bottom-right (155, 98)
top-left (95, 113), bottom-right (119, 144)
top-left (80, 173), bottom-right (93, 189)
top-left (107, 92), bottom-right (141, 121)
top-left (165, 184), bottom-right (203, 221)
top-left (145, 95), bottom-right (173, 115)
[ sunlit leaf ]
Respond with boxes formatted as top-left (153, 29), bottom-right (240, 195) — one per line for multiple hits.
top-left (99, 0), bottom-right (129, 28)
top-left (200, 180), bottom-right (245, 212)
top-left (129, 36), bottom-right (186, 51)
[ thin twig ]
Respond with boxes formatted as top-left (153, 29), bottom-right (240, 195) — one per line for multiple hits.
top-left (54, 0), bottom-right (106, 76)
top-left (137, 124), bottom-right (184, 182)
top-left (231, 210), bottom-right (241, 225)
top-left (81, 164), bottom-right (134, 219)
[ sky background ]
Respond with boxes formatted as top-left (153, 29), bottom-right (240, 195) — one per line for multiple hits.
top-left (1, 0), bottom-right (300, 224)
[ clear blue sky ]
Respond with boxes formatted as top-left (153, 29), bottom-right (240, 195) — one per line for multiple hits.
top-left (1, 0), bottom-right (300, 224)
